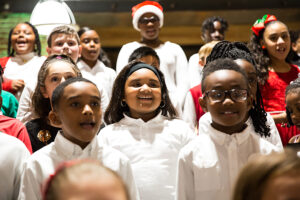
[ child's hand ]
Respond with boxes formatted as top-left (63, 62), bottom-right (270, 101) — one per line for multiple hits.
top-left (11, 79), bottom-right (25, 91)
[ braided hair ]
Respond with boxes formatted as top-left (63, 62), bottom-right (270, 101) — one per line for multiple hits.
top-left (7, 22), bottom-right (41, 57)
top-left (206, 41), bottom-right (271, 138)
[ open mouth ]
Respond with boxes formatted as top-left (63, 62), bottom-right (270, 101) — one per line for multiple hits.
top-left (16, 40), bottom-right (27, 47)
top-left (220, 111), bottom-right (238, 116)
top-left (79, 122), bottom-right (96, 130)
top-left (276, 46), bottom-right (286, 54)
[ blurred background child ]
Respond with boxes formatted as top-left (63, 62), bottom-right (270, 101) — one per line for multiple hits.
top-left (128, 46), bottom-right (160, 69)
top-left (43, 160), bottom-right (130, 200)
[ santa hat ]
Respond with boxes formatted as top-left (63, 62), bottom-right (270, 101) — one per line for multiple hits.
top-left (132, 1), bottom-right (164, 31)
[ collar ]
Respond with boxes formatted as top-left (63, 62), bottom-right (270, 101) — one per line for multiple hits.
top-left (121, 111), bottom-right (164, 126)
top-left (207, 123), bottom-right (251, 146)
top-left (54, 130), bottom-right (101, 159)
top-left (78, 59), bottom-right (104, 72)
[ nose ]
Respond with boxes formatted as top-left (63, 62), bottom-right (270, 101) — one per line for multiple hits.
top-left (82, 104), bottom-right (93, 115)
top-left (60, 77), bottom-right (66, 83)
top-left (277, 36), bottom-right (285, 44)
top-left (222, 95), bottom-right (235, 105)
top-left (140, 84), bottom-right (151, 92)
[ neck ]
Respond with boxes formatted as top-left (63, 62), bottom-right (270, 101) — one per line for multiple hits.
top-left (82, 58), bottom-right (97, 69)
top-left (140, 38), bottom-right (162, 48)
top-left (211, 122), bottom-right (248, 135)
top-left (269, 58), bottom-right (290, 73)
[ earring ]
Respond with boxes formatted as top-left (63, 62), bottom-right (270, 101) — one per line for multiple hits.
top-left (121, 100), bottom-right (126, 107)
top-left (262, 45), bottom-right (266, 49)
top-left (160, 100), bottom-right (165, 108)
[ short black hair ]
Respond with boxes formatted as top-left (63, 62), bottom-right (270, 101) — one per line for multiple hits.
top-left (201, 58), bottom-right (249, 93)
top-left (128, 46), bottom-right (160, 65)
top-left (201, 16), bottom-right (228, 34)
top-left (286, 77), bottom-right (300, 126)
top-left (51, 77), bottom-right (97, 111)
top-left (290, 30), bottom-right (300, 43)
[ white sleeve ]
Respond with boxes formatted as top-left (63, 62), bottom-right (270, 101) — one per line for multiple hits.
top-left (188, 54), bottom-right (202, 89)
top-left (176, 148), bottom-right (195, 200)
top-left (116, 45), bottom-right (131, 74)
top-left (266, 113), bottom-right (283, 149)
top-left (18, 161), bottom-right (43, 200)
top-left (182, 92), bottom-right (197, 130)
top-left (17, 83), bottom-right (37, 124)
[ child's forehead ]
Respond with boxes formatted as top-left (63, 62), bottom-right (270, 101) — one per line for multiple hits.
top-left (205, 70), bottom-right (247, 88)
top-left (63, 82), bottom-right (100, 97)
top-left (52, 33), bottom-right (78, 42)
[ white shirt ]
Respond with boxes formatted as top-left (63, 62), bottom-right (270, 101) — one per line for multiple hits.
top-left (99, 113), bottom-right (195, 200)
top-left (182, 91), bottom-right (198, 130)
top-left (77, 59), bottom-right (116, 99)
top-left (0, 132), bottom-right (30, 200)
top-left (16, 78), bottom-right (109, 124)
top-left (188, 53), bottom-right (203, 88)
top-left (116, 41), bottom-right (189, 113)
top-left (198, 112), bottom-right (283, 149)
top-left (176, 123), bottom-right (278, 200)
top-left (19, 131), bottom-right (139, 200)
top-left (3, 53), bottom-right (46, 100)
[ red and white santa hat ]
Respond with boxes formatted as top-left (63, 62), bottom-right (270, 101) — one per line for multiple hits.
top-left (131, 1), bottom-right (164, 31)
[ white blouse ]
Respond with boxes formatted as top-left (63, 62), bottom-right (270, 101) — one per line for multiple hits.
top-left (0, 133), bottom-right (30, 200)
top-left (77, 59), bottom-right (116, 99)
top-left (176, 124), bottom-right (278, 200)
top-left (198, 112), bottom-right (283, 149)
top-left (99, 113), bottom-right (195, 200)
top-left (19, 131), bottom-right (139, 200)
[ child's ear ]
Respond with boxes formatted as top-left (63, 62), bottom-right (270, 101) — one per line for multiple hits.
top-left (199, 96), bottom-right (208, 112)
top-left (292, 42), bottom-right (298, 52)
top-left (78, 45), bottom-right (82, 58)
top-left (259, 39), bottom-right (265, 48)
top-left (247, 94), bottom-right (253, 112)
top-left (46, 47), bottom-right (52, 56)
top-left (48, 110), bottom-right (62, 128)
top-left (40, 87), bottom-right (49, 98)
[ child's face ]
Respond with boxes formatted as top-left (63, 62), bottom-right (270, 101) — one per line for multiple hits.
top-left (235, 59), bottom-right (258, 99)
top-left (47, 33), bottom-right (81, 62)
top-left (138, 13), bottom-right (160, 41)
top-left (59, 173), bottom-right (128, 200)
top-left (286, 92), bottom-right (300, 128)
top-left (262, 22), bottom-right (290, 61)
top-left (261, 172), bottom-right (300, 200)
top-left (202, 21), bottom-right (225, 43)
top-left (199, 70), bottom-right (251, 134)
top-left (292, 37), bottom-right (300, 54)
top-left (139, 55), bottom-right (160, 69)
top-left (41, 61), bottom-right (77, 100)
top-left (53, 82), bottom-right (102, 148)
top-left (80, 30), bottom-right (101, 62)
top-left (11, 23), bottom-right (35, 55)
top-left (124, 68), bottom-right (161, 121)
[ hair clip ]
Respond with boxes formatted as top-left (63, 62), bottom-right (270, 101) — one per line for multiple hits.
top-left (251, 14), bottom-right (277, 36)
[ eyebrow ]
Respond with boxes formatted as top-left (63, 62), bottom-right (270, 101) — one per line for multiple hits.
top-left (67, 95), bottom-right (101, 101)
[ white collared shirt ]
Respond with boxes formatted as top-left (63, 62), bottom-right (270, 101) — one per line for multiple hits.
top-left (77, 59), bottom-right (116, 99)
top-left (19, 131), bottom-right (139, 200)
top-left (99, 113), bottom-right (195, 200)
top-left (0, 132), bottom-right (30, 200)
top-left (176, 123), bottom-right (278, 200)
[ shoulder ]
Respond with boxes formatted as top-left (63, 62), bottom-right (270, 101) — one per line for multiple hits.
top-left (250, 133), bottom-right (278, 154)
top-left (0, 56), bottom-right (11, 67)
top-left (0, 132), bottom-right (27, 150)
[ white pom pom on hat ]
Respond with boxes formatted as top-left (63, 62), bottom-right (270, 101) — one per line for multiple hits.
top-left (131, 1), bottom-right (164, 31)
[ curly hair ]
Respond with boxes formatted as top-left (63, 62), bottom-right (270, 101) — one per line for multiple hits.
top-left (7, 22), bottom-right (41, 56)
top-left (206, 41), bottom-right (271, 137)
top-left (104, 60), bottom-right (177, 124)
top-left (247, 20), bottom-right (289, 84)
top-left (32, 54), bottom-right (82, 120)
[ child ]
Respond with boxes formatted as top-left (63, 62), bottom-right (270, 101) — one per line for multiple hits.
top-left (288, 30), bottom-right (300, 66)
top-left (199, 41), bottom-right (283, 149)
top-left (188, 16), bottom-right (228, 76)
top-left (99, 61), bottom-right (194, 200)
top-left (285, 77), bottom-right (300, 131)
top-left (0, 133), bottom-right (30, 200)
top-left (26, 54), bottom-right (82, 152)
top-left (19, 77), bottom-right (139, 200)
top-left (0, 66), bottom-right (32, 153)
top-left (16, 25), bottom-right (109, 124)
top-left (128, 46), bottom-right (160, 69)
top-left (116, 1), bottom-right (189, 113)
top-left (248, 15), bottom-right (300, 145)
top-left (232, 149), bottom-right (300, 200)
top-left (77, 27), bottom-right (116, 99)
top-left (183, 40), bottom-right (219, 130)
top-left (0, 22), bottom-right (46, 99)
top-left (43, 160), bottom-right (130, 200)
top-left (176, 58), bottom-right (277, 200)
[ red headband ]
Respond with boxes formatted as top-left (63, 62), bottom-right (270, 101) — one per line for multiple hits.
top-left (251, 14), bottom-right (277, 36)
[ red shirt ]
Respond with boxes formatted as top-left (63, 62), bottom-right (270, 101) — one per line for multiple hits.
top-left (0, 115), bottom-right (32, 154)
top-left (190, 84), bottom-right (205, 126)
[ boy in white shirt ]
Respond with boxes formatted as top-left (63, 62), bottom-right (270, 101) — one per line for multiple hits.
top-left (176, 58), bottom-right (277, 200)
top-left (19, 77), bottom-right (139, 200)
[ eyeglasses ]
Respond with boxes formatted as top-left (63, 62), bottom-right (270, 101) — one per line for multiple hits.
top-left (139, 16), bottom-right (159, 25)
top-left (204, 89), bottom-right (248, 102)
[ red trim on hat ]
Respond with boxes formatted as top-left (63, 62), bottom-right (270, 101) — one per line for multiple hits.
top-left (132, 1), bottom-right (163, 17)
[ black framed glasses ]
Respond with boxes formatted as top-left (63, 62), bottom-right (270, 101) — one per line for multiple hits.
top-left (204, 89), bottom-right (248, 102)
top-left (139, 16), bottom-right (159, 25)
